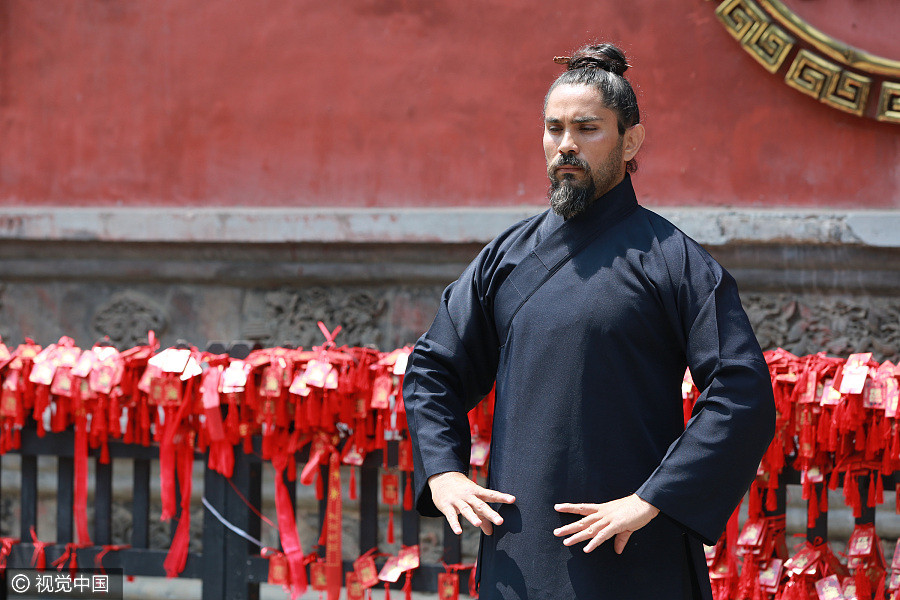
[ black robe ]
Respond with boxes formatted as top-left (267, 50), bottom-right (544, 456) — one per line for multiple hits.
top-left (403, 175), bottom-right (776, 600)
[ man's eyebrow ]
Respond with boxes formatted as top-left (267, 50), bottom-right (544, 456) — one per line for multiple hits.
top-left (543, 115), bottom-right (605, 123)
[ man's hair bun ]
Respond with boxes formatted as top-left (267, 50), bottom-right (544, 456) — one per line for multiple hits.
top-left (567, 44), bottom-right (629, 77)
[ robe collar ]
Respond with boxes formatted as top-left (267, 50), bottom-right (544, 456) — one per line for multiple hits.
top-left (538, 173), bottom-right (639, 241)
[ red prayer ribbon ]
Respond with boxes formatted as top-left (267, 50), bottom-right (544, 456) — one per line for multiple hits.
top-left (162, 433), bottom-right (195, 577)
top-left (52, 543), bottom-right (85, 573)
top-left (0, 537), bottom-right (19, 573)
top-left (95, 544), bottom-right (129, 575)
top-left (72, 384), bottom-right (92, 546)
top-left (273, 452), bottom-right (308, 599)
top-left (324, 452), bottom-right (343, 600)
top-left (30, 527), bottom-right (49, 571)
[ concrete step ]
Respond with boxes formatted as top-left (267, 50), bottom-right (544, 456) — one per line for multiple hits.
top-left (125, 576), bottom-right (441, 600)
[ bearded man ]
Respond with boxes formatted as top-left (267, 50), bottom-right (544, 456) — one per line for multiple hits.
top-left (403, 43), bottom-right (775, 600)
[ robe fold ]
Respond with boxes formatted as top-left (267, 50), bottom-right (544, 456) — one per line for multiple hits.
top-left (403, 174), bottom-right (776, 600)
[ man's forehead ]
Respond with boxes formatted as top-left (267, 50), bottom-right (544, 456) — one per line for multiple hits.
top-left (543, 110), bottom-right (615, 125)
top-left (544, 84), bottom-right (614, 120)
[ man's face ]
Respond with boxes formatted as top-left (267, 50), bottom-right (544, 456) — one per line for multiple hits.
top-left (543, 84), bottom-right (627, 219)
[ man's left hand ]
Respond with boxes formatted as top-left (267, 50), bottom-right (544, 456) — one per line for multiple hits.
top-left (553, 494), bottom-right (660, 554)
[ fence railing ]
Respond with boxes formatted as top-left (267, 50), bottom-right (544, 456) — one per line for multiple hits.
top-left (2, 340), bottom-right (899, 599)
top-left (0, 433), bottom-right (474, 598)
top-left (2, 433), bottom-right (894, 599)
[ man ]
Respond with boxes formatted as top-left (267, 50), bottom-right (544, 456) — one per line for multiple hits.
top-left (402, 43), bottom-right (775, 600)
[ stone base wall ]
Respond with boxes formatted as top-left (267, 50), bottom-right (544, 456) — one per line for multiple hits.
top-left (2, 207), bottom-right (900, 361)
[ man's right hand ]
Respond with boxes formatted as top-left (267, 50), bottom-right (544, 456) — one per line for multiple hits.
top-left (428, 471), bottom-right (516, 536)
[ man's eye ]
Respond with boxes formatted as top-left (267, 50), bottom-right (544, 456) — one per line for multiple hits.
top-left (580, 126), bottom-right (597, 132)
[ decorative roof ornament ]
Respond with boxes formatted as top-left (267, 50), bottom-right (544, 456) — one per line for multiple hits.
top-left (708, 0), bottom-right (900, 124)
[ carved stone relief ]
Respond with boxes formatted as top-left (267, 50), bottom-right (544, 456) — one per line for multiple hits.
top-left (241, 288), bottom-right (899, 360)
top-left (244, 286), bottom-right (388, 348)
top-left (742, 293), bottom-right (900, 361)
top-left (91, 291), bottom-right (168, 349)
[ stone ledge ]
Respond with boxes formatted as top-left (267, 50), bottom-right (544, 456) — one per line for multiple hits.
top-left (123, 577), bottom-right (437, 599)
top-left (2, 207), bottom-right (900, 247)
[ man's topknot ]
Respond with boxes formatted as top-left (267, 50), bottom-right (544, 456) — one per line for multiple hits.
top-left (566, 44), bottom-right (629, 77)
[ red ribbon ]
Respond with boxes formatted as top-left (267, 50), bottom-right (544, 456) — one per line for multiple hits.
top-left (225, 477), bottom-right (279, 530)
top-left (72, 382), bottom-right (93, 546)
top-left (316, 322), bottom-right (342, 348)
top-left (0, 537), bottom-right (19, 572)
top-left (162, 431), bottom-right (195, 577)
top-left (403, 474), bottom-right (413, 512)
top-left (273, 452), bottom-right (308, 599)
top-left (95, 544), bottom-right (129, 575)
top-left (324, 452), bottom-right (343, 600)
top-left (33, 384), bottom-right (49, 437)
top-left (202, 367), bottom-right (233, 477)
top-left (30, 527), bottom-right (49, 570)
top-left (403, 571), bottom-right (413, 600)
top-left (300, 440), bottom-right (326, 487)
top-left (349, 466), bottom-right (357, 501)
top-left (52, 542), bottom-right (83, 573)
top-left (160, 374), bottom-right (193, 521)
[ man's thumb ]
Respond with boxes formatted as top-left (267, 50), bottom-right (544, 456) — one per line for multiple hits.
top-left (614, 531), bottom-right (632, 555)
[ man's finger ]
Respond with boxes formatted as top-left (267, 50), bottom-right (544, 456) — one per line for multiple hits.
top-left (480, 520), bottom-right (494, 536)
top-left (562, 530), bottom-right (592, 547)
top-left (583, 524), bottom-right (616, 553)
top-left (554, 503), bottom-right (601, 515)
top-left (613, 531), bottom-right (632, 554)
top-left (470, 497), bottom-right (505, 526)
top-left (456, 502), bottom-right (483, 529)
top-left (562, 519), bottom-right (608, 547)
top-left (553, 514), bottom-right (598, 537)
top-left (474, 488), bottom-right (516, 504)
top-left (441, 507), bottom-right (462, 535)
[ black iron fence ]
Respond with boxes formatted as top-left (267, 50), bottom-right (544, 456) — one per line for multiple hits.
top-left (0, 431), bottom-right (471, 599)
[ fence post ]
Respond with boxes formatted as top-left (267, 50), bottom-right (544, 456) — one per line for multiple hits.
top-left (20, 453), bottom-right (37, 539)
top-left (131, 458), bottom-right (151, 549)
top-left (202, 458), bottom-right (228, 600)
top-left (359, 452), bottom-right (381, 554)
top-left (223, 446), bottom-right (261, 600)
top-left (95, 458), bottom-right (113, 545)
top-left (57, 455), bottom-right (74, 543)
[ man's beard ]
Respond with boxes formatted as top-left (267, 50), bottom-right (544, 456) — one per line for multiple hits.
top-left (548, 159), bottom-right (596, 220)
top-left (547, 140), bottom-right (624, 220)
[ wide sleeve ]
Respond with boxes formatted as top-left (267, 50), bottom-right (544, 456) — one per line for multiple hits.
top-left (635, 239), bottom-right (776, 545)
top-left (403, 252), bottom-right (502, 517)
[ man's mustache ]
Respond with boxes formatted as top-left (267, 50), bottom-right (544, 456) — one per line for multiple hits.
top-left (550, 154), bottom-right (590, 174)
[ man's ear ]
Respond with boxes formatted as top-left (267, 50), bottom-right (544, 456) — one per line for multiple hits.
top-left (623, 124), bottom-right (645, 162)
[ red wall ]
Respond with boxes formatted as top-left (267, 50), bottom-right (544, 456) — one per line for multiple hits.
top-left (0, 0), bottom-right (897, 209)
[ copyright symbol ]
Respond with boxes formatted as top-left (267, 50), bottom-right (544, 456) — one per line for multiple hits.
top-left (10, 573), bottom-right (30, 593)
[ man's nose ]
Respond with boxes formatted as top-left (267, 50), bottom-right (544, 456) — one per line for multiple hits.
top-left (558, 130), bottom-right (578, 154)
